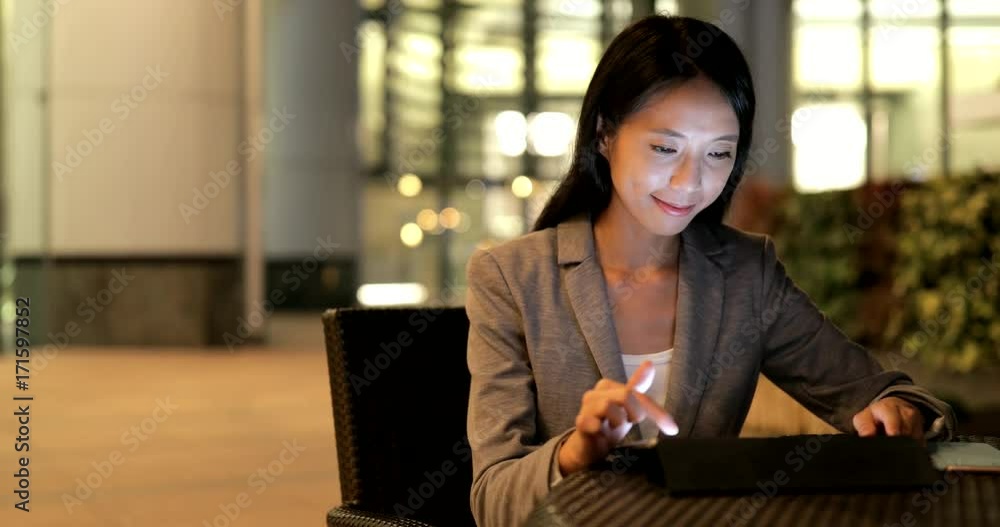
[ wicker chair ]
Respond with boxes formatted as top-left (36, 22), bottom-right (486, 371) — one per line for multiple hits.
top-left (323, 307), bottom-right (475, 527)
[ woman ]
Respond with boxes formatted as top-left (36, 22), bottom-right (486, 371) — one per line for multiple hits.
top-left (465, 15), bottom-right (955, 527)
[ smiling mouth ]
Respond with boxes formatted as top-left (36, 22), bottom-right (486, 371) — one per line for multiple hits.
top-left (652, 196), bottom-right (696, 216)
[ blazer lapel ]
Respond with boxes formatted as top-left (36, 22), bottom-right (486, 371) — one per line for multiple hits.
top-left (666, 222), bottom-right (725, 437)
top-left (558, 214), bottom-right (629, 384)
top-left (557, 213), bottom-right (725, 439)
top-left (564, 259), bottom-right (629, 383)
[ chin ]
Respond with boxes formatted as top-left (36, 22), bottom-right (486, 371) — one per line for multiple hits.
top-left (640, 212), bottom-right (693, 237)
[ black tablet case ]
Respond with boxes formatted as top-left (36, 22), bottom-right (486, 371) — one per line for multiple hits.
top-left (639, 434), bottom-right (941, 495)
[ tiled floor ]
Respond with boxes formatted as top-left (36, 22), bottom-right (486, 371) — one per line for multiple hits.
top-left (0, 314), bottom-right (340, 527)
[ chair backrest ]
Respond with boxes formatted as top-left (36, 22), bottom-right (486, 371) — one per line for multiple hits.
top-left (323, 307), bottom-right (474, 527)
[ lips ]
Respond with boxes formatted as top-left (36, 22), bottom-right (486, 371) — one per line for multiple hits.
top-left (652, 196), bottom-right (695, 216)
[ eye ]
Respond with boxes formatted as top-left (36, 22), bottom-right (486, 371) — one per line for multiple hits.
top-left (651, 145), bottom-right (676, 155)
top-left (708, 151), bottom-right (733, 160)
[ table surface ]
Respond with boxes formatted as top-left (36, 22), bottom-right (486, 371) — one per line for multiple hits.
top-left (525, 436), bottom-right (1000, 527)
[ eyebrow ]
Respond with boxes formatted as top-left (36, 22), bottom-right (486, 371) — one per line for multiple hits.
top-left (652, 128), bottom-right (738, 142)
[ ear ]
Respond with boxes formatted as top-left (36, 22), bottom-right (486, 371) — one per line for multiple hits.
top-left (596, 115), bottom-right (610, 157)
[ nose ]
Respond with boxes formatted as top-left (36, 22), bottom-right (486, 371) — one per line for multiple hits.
top-left (669, 151), bottom-right (702, 194)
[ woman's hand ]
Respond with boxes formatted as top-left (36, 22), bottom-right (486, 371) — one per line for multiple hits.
top-left (557, 361), bottom-right (679, 476)
top-left (852, 396), bottom-right (926, 445)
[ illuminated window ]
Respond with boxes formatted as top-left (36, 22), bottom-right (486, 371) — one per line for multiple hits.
top-left (793, 0), bottom-right (1000, 186)
top-left (794, 24), bottom-right (863, 90)
top-left (792, 103), bottom-right (868, 193)
top-left (949, 0), bottom-right (1000, 17)
top-left (358, 1), bottom-right (696, 297)
top-left (358, 21), bottom-right (386, 169)
top-left (949, 26), bottom-right (1000, 175)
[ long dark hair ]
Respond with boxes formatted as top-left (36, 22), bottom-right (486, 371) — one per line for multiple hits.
top-left (532, 15), bottom-right (755, 231)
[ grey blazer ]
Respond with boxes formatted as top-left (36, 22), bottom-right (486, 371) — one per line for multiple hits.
top-left (465, 212), bottom-right (955, 527)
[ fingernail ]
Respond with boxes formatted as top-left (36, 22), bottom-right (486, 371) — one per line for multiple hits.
top-left (665, 423), bottom-right (679, 436)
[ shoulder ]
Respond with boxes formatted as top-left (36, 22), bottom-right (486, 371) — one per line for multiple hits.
top-left (701, 224), bottom-right (791, 301)
top-left (465, 226), bottom-right (558, 284)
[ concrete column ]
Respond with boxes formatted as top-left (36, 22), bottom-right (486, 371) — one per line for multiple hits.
top-left (678, 0), bottom-right (793, 185)
top-left (260, 0), bottom-right (361, 311)
top-left (29, 0), bottom-right (246, 345)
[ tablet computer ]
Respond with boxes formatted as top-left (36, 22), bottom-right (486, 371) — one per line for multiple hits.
top-left (643, 434), bottom-right (941, 495)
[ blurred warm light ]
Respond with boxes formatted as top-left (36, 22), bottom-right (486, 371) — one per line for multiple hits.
top-left (397, 173), bottom-right (422, 197)
top-left (451, 46), bottom-right (523, 95)
top-left (389, 51), bottom-right (437, 81)
top-left (528, 112), bottom-right (576, 157)
top-left (439, 207), bottom-right (461, 229)
top-left (357, 283), bottom-right (429, 306)
top-left (321, 267), bottom-right (341, 289)
top-left (416, 208), bottom-right (438, 231)
top-left (455, 212), bottom-right (471, 233)
top-left (490, 215), bottom-right (524, 238)
top-left (495, 111), bottom-right (528, 156)
top-left (511, 175), bottom-right (534, 198)
top-left (792, 104), bottom-right (867, 193)
top-left (400, 222), bottom-right (424, 247)
top-left (0, 302), bottom-right (13, 325)
top-left (475, 239), bottom-right (497, 251)
top-left (399, 31), bottom-right (442, 58)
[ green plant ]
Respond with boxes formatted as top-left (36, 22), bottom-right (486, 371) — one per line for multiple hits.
top-left (886, 172), bottom-right (1000, 372)
top-left (773, 190), bottom-right (863, 341)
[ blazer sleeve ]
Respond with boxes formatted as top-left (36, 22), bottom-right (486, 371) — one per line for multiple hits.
top-left (758, 236), bottom-right (956, 440)
top-left (465, 248), bottom-right (574, 527)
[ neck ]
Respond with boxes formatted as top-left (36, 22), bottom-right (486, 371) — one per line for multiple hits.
top-left (592, 195), bottom-right (680, 273)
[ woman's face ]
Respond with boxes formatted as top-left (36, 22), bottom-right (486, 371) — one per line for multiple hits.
top-left (599, 75), bottom-right (740, 236)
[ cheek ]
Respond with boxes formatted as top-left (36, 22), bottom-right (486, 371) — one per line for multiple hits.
top-left (610, 157), bottom-right (657, 196)
top-left (702, 166), bottom-right (732, 202)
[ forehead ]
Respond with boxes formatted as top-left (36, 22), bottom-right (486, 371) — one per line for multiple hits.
top-left (628, 76), bottom-right (739, 132)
